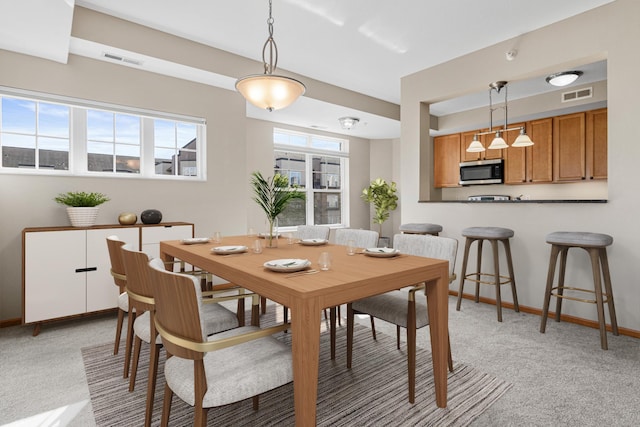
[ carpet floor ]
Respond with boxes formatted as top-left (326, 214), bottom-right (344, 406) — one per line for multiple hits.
top-left (82, 311), bottom-right (511, 426)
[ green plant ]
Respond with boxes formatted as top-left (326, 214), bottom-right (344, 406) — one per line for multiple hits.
top-left (361, 178), bottom-right (398, 236)
top-left (54, 191), bottom-right (110, 207)
top-left (250, 171), bottom-right (305, 245)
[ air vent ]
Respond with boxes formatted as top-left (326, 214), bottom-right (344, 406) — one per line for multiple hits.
top-left (561, 87), bottom-right (593, 103)
top-left (102, 52), bottom-right (142, 66)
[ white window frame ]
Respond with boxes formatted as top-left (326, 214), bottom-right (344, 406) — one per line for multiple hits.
top-left (274, 128), bottom-right (350, 229)
top-left (0, 86), bottom-right (206, 180)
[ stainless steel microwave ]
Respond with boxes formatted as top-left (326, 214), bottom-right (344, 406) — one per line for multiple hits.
top-left (459, 159), bottom-right (504, 185)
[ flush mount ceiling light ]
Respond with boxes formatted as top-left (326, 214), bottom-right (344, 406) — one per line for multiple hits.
top-left (545, 70), bottom-right (583, 87)
top-left (338, 117), bottom-right (360, 130)
top-left (235, 0), bottom-right (305, 112)
top-left (466, 81), bottom-right (534, 152)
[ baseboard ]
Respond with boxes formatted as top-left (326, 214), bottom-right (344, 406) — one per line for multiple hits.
top-left (449, 290), bottom-right (640, 339)
top-left (0, 317), bottom-right (21, 328)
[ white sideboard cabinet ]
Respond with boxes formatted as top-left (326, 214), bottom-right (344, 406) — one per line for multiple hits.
top-left (22, 222), bottom-right (194, 334)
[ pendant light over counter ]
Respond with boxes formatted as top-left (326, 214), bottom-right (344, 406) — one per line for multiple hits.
top-left (466, 81), bottom-right (534, 153)
top-left (235, 0), bottom-right (306, 112)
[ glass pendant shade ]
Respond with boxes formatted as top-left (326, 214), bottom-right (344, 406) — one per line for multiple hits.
top-left (512, 131), bottom-right (534, 147)
top-left (236, 74), bottom-right (306, 112)
top-left (466, 136), bottom-right (485, 152)
top-left (488, 132), bottom-right (508, 149)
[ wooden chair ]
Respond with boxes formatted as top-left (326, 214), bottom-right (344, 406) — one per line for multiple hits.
top-left (121, 245), bottom-right (251, 427)
top-left (106, 235), bottom-right (135, 376)
top-left (346, 233), bottom-right (457, 403)
top-left (147, 258), bottom-right (293, 427)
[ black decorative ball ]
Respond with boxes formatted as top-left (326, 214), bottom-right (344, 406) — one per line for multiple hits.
top-left (140, 209), bottom-right (162, 224)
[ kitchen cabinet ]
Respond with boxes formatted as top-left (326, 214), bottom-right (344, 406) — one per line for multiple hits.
top-left (434, 133), bottom-right (461, 188)
top-left (22, 222), bottom-right (193, 333)
top-left (554, 112), bottom-right (586, 182)
top-left (141, 224), bottom-right (193, 259)
top-left (586, 108), bottom-right (608, 180)
top-left (504, 119), bottom-right (553, 184)
top-left (460, 129), bottom-right (503, 162)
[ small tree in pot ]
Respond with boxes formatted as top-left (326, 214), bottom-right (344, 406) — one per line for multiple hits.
top-left (54, 191), bottom-right (110, 227)
top-left (361, 178), bottom-right (398, 241)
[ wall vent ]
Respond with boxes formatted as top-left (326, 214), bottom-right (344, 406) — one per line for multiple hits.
top-left (102, 52), bottom-right (142, 66)
top-left (561, 87), bottom-right (593, 103)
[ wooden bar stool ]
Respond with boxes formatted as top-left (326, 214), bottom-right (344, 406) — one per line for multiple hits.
top-left (399, 223), bottom-right (442, 236)
top-left (539, 231), bottom-right (619, 350)
top-left (456, 226), bottom-right (519, 322)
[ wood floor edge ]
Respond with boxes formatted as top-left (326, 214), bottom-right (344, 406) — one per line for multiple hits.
top-left (449, 290), bottom-right (640, 339)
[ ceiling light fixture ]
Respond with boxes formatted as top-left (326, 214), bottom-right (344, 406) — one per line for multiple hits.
top-left (466, 81), bottom-right (534, 152)
top-left (235, 0), bottom-right (305, 112)
top-left (338, 117), bottom-right (360, 130)
top-left (545, 70), bottom-right (583, 87)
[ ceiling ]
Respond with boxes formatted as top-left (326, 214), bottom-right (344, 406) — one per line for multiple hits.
top-left (0, 0), bottom-right (613, 139)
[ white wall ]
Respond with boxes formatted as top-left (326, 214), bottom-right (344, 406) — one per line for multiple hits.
top-left (400, 0), bottom-right (640, 332)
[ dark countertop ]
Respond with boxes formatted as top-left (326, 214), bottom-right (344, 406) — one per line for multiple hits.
top-left (419, 199), bottom-right (608, 203)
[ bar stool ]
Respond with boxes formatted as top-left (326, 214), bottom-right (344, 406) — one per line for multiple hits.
top-left (456, 226), bottom-right (519, 322)
top-left (540, 231), bottom-right (619, 350)
top-left (399, 223), bottom-right (442, 236)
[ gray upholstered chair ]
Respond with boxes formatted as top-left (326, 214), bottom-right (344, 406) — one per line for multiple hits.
top-left (346, 233), bottom-right (457, 403)
top-left (296, 225), bottom-right (330, 241)
top-left (121, 245), bottom-right (243, 426)
top-left (147, 258), bottom-right (293, 426)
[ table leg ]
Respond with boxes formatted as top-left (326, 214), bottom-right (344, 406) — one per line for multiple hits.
top-left (291, 298), bottom-right (321, 426)
top-left (425, 266), bottom-right (449, 408)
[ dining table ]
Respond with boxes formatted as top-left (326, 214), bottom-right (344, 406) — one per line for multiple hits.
top-left (160, 235), bottom-right (450, 426)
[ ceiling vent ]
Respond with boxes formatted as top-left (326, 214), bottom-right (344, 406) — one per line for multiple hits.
top-left (102, 52), bottom-right (142, 66)
top-left (561, 87), bottom-right (592, 103)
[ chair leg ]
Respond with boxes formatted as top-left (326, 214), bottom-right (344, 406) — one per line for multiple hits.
top-left (330, 307), bottom-right (337, 360)
top-left (369, 316), bottom-right (377, 340)
top-left (396, 325), bottom-right (401, 350)
top-left (346, 304), bottom-right (354, 369)
top-left (447, 332), bottom-right (454, 372)
top-left (588, 247), bottom-right (609, 350)
top-left (475, 239), bottom-right (484, 303)
top-left (555, 247), bottom-right (569, 322)
top-left (114, 308), bottom-right (125, 355)
top-left (599, 248), bottom-right (619, 335)
top-left (260, 296), bottom-right (267, 314)
top-left (456, 237), bottom-right (473, 311)
top-left (252, 395), bottom-right (259, 410)
top-left (144, 343), bottom-right (161, 427)
top-left (194, 361), bottom-right (208, 427)
top-left (337, 305), bottom-right (342, 326)
top-left (237, 297), bottom-right (245, 327)
top-left (407, 300), bottom-right (417, 404)
top-left (161, 382), bottom-right (173, 427)
top-left (123, 310), bottom-right (136, 378)
top-left (502, 238), bottom-right (519, 312)
top-left (129, 336), bottom-right (142, 392)
top-left (540, 244), bottom-right (561, 333)
top-left (491, 239), bottom-right (503, 322)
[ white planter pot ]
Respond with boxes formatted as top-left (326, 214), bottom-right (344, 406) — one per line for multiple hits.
top-left (66, 207), bottom-right (100, 227)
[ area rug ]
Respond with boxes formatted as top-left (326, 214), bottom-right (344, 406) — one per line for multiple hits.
top-left (82, 310), bottom-right (511, 426)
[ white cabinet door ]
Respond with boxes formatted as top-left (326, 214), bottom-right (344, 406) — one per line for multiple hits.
top-left (86, 228), bottom-right (139, 312)
top-left (24, 230), bottom-right (86, 323)
top-left (140, 225), bottom-right (193, 259)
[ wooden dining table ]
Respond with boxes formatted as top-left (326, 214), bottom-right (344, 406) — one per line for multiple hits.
top-left (160, 235), bottom-right (450, 426)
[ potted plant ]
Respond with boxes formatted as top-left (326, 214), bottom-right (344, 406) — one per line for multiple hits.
top-left (54, 191), bottom-right (110, 227)
top-left (250, 171), bottom-right (305, 248)
top-left (361, 178), bottom-right (398, 245)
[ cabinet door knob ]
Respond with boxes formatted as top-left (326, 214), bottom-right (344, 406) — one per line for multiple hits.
top-left (75, 267), bottom-right (98, 273)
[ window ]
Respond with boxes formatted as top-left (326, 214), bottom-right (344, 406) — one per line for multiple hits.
top-left (274, 129), bottom-right (349, 228)
top-left (0, 88), bottom-right (206, 179)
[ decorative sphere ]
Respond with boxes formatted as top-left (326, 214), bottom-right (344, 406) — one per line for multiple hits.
top-left (141, 209), bottom-right (162, 224)
top-left (118, 212), bottom-right (137, 225)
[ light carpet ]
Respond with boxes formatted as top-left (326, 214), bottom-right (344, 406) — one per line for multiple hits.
top-left (82, 312), bottom-right (511, 426)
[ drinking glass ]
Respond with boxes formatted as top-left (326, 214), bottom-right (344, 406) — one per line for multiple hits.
top-left (212, 231), bottom-right (222, 243)
top-left (318, 252), bottom-right (331, 271)
top-left (247, 227), bottom-right (256, 238)
top-left (252, 239), bottom-right (263, 254)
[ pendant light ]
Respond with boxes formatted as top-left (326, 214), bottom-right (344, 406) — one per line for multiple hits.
top-left (466, 81), bottom-right (535, 152)
top-left (236, 0), bottom-right (306, 112)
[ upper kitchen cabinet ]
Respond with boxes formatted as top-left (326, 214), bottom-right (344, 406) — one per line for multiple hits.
top-left (586, 108), bottom-right (608, 180)
top-left (434, 133), bottom-right (461, 188)
top-left (460, 129), bottom-right (503, 162)
top-left (504, 119), bottom-right (553, 184)
top-left (554, 112), bottom-right (586, 181)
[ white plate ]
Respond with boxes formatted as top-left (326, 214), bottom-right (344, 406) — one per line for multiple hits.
top-left (299, 238), bottom-right (327, 246)
top-left (181, 237), bottom-right (211, 245)
top-left (363, 247), bottom-right (400, 258)
top-left (211, 245), bottom-right (248, 254)
top-left (264, 258), bottom-right (311, 272)
top-left (258, 232), bottom-right (281, 239)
